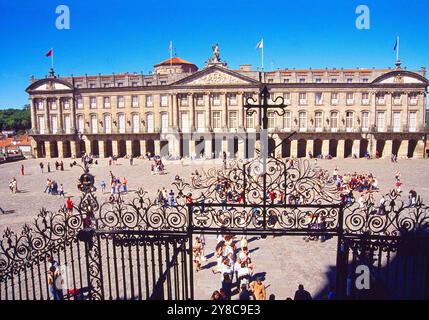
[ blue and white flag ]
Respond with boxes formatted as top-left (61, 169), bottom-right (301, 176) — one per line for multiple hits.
top-left (256, 39), bottom-right (263, 49)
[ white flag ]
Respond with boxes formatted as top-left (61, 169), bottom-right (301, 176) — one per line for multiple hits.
top-left (169, 41), bottom-right (172, 52)
top-left (256, 39), bottom-right (263, 49)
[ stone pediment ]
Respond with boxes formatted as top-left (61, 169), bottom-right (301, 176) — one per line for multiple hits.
top-left (372, 70), bottom-right (428, 85)
top-left (26, 78), bottom-right (74, 93)
top-left (172, 66), bottom-right (259, 86)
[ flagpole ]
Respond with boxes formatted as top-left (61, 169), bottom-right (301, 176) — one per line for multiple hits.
top-left (170, 41), bottom-right (173, 67)
top-left (51, 48), bottom-right (54, 70)
top-left (396, 36), bottom-right (400, 62)
top-left (261, 38), bottom-right (264, 71)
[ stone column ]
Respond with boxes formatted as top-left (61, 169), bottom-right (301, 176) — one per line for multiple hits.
top-left (98, 140), bottom-right (105, 158)
top-left (398, 140), bottom-right (409, 159)
top-left (222, 138), bottom-right (228, 155)
top-left (44, 141), bottom-right (51, 158)
top-left (291, 139), bottom-right (298, 158)
top-left (126, 140), bottom-right (132, 156)
top-left (222, 93), bottom-right (228, 128)
top-left (337, 140), bottom-right (345, 158)
top-left (154, 140), bottom-right (161, 155)
top-left (415, 140), bottom-right (425, 159)
top-left (57, 141), bottom-right (64, 158)
top-left (204, 138), bottom-right (212, 159)
top-left (44, 99), bottom-right (50, 133)
top-left (112, 140), bottom-right (119, 156)
top-left (383, 140), bottom-right (393, 158)
top-left (140, 140), bottom-right (146, 156)
top-left (189, 93), bottom-right (195, 131)
top-left (30, 98), bottom-right (37, 132)
top-left (352, 140), bottom-right (360, 158)
top-left (369, 138), bottom-right (377, 158)
top-left (189, 139), bottom-right (196, 158)
top-left (169, 94), bottom-right (174, 127)
top-left (70, 97), bottom-right (76, 132)
top-left (205, 92), bottom-right (211, 129)
top-left (238, 92), bottom-right (244, 128)
top-left (70, 141), bottom-right (77, 158)
top-left (306, 140), bottom-right (314, 158)
top-left (172, 94), bottom-right (178, 128)
top-left (57, 98), bottom-right (63, 132)
top-left (321, 139), bottom-right (329, 157)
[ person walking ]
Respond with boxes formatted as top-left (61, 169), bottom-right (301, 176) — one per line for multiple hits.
top-left (66, 197), bottom-right (73, 215)
top-left (122, 177), bottom-right (128, 193)
top-left (59, 184), bottom-right (65, 198)
top-left (39, 162), bottom-right (44, 173)
top-left (20, 164), bottom-right (24, 176)
top-left (60, 161), bottom-right (64, 171)
top-left (294, 284), bottom-right (312, 300)
top-left (47, 163), bottom-right (51, 173)
top-left (47, 265), bottom-right (62, 300)
top-left (100, 181), bottom-right (106, 193)
top-left (129, 156), bottom-right (133, 166)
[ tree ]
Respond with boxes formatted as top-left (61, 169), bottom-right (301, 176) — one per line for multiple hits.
top-left (0, 106), bottom-right (31, 133)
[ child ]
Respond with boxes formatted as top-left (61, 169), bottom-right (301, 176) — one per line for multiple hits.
top-left (100, 181), bottom-right (106, 193)
top-left (59, 184), bottom-right (65, 197)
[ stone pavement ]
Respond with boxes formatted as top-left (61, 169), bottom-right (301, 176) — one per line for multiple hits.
top-left (0, 157), bottom-right (428, 299)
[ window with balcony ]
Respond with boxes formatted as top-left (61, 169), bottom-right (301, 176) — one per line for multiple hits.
top-left (283, 93), bottom-right (290, 104)
top-left (103, 97), bottom-right (110, 109)
top-left (377, 112), bottom-right (385, 132)
top-left (90, 115), bottom-right (97, 134)
top-left (229, 94), bottom-right (237, 106)
top-left (146, 95), bottom-right (153, 107)
top-left (132, 114), bottom-right (140, 133)
top-left (299, 93), bottom-right (307, 105)
top-left (346, 112), bottom-right (354, 132)
top-left (77, 96), bottom-right (83, 109)
top-left (267, 112), bottom-right (275, 129)
top-left (117, 96), bottom-right (125, 108)
top-left (361, 111), bottom-right (369, 131)
top-left (393, 112), bottom-right (401, 132)
top-left (346, 93), bottom-right (354, 105)
top-left (330, 112), bottom-right (338, 132)
top-left (160, 95), bottom-right (168, 107)
top-left (118, 114), bottom-right (126, 134)
top-left (315, 112), bottom-right (323, 131)
top-left (299, 112), bottom-right (307, 131)
top-left (180, 112), bottom-right (189, 133)
top-left (64, 115), bottom-right (71, 134)
top-left (212, 111), bottom-right (221, 129)
top-left (132, 95), bottom-right (139, 108)
top-left (160, 113), bottom-right (168, 132)
top-left (146, 113), bottom-right (154, 133)
top-left (51, 115), bottom-right (58, 134)
top-left (104, 114), bottom-right (112, 134)
top-left (196, 112), bottom-right (205, 132)
top-left (283, 112), bottom-right (291, 131)
top-left (362, 92), bottom-right (369, 105)
top-left (38, 116), bottom-right (45, 134)
top-left (90, 97), bottom-right (97, 109)
top-left (212, 94), bottom-right (221, 106)
top-left (315, 92), bottom-right (323, 105)
top-left (246, 113), bottom-right (254, 130)
top-left (331, 93), bottom-right (338, 105)
top-left (77, 115), bottom-right (84, 133)
top-left (63, 99), bottom-right (70, 110)
top-left (408, 111), bottom-right (417, 132)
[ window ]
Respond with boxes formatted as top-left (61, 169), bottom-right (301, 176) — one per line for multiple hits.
top-left (283, 112), bottom-right (291, 131)
top-left (283, 93), bottom-right (290, 104)
top-left (409, 93), bottom-right (418, 105)
top-left (268, 112), bottom-right (275, 129)
top-left (132, 95), bottom-right (139, 108)
top-left (246, 113), bottom-right (254, 130)
top-left (146, 95), bottom-right (153, 107)
top-left (299, 78), bottom-right (306, 83)
top-left (160, 81), bottom-right (166, 85)
top-left (117, 82), bottom-right (123, 87)
top-left (267, 79), bottom-right (274, 83)
top-left (131, 82), bottom-right (138, 87)
top-left (362, 92), bottom-right (369, 105)
top-left (298, 112), bottom-right (307, 131)
top-left (393, 93), bottom-right (401, 105)
top-left (160, 95), bottom-right (168, 107)
top-left (347, 78), bottom-right (353, 83)
top-left (89, 83), bottom-right (96, 88)
top-left (104, 114), bottom-right (112, 134)
top-left (77, 96), bottom-right (83, 109)
top-left (331, 93), bottom-right (338, 105)
top-left (331, 78), bottom-right (337, 83)
top-left (377, 112), bottom-right (385, 132)
top-left (299, 92), bottom-right (307, 105)
top-left (315, 112), bottom-right (323, 131)
top-left (180, 94), bottom-right (188, 106)
top-left (38, 116), bottom-right (45, 134)
top-left (90, 115), bottom-right (97, 134)
top-left (118, 114), bottom-right (126, 134)
top-left (330, 112), bottom-right (338, 131)
top-left (77, 115), bottom-right (84, 133)
top-left (362, 78), bottom-right (369, 83)
top-left (117, 96), bottom-right (125, 108)
top-left (146, 82), bottom-right (152, 86)
top-left (283, 78), bottom-right (290, 83)
top-left (196, 112), bottom-right (205, 132)
top-left (315, 92), bottom-right (323, 105)
top-left (132, 114), bottom-right (140, 133)
top-left (196, 94), bottom-right (204, 106)
top-left (212, 111), bottom-right (221, 129)
top-left (103, 97), bottom-right (110, 108)
top-left (36, 99), bottom-right (44, 110)
top-left (90, 97), bottom-right (97, 109)
top-left (376, 93), bottom-right (385, 105)
top-left (409, 112), bottom-right (417, 132)
top-left (229, 111), bottom-right (238, 129)
top-left (103, 83), bottom-right (110, 88)
top-left (49, 99), bottom-right (57, 110)
top-left (212, 94), bottom-right (220, 106)
top-left (346, 93), bottom-right (354, 105)
top-left (315, 78), bottom-right (322, 83)
top-left (64, 115), bottom-right (71, 134)
top-left (160, 113), bottom-right (168, 132)
top-left (63, 99), bottom-right (70, 109)
top-left (180, 112), bottom-right (189, 133)
top-left (51, 115), bottom-right (58, 134)
top-left (346, 112), bottom-right (354, 132)
top-left (393, 112), bottom-right (401, 132)
top-left (146, 113), bottom-right (154, 133)
top-left (361, 112), bottom-right (369, 131)
top-left (229, 94), bottom-right (237, 106)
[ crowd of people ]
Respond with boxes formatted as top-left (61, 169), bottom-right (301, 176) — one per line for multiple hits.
top-left (44, 178), bottom-right (66, 197)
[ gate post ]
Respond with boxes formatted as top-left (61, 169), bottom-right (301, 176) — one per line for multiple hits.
top-left (187, 203), bottom-right (194, 300)
top-left (335, 204), bottom-right (346, 299)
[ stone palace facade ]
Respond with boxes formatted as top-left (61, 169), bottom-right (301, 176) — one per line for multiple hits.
top-left (27, 49), bottom-right (428, 159)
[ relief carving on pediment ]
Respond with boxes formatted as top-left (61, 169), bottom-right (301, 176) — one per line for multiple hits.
top-left (188, 70), bottom-right (248, 85)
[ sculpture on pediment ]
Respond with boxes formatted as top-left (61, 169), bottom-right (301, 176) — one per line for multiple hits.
top-left (212, 43), bottom-right (220, 62)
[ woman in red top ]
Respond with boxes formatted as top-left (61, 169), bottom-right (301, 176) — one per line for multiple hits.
top-left (66, 197), bottom-right (73, 215)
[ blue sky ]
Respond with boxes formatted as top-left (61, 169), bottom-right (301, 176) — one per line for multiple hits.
top-left (0, 0), bottom-right (428, 108)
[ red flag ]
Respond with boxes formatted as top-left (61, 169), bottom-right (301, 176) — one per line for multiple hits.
top-left (45, 49), bottom-right (53, 57)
